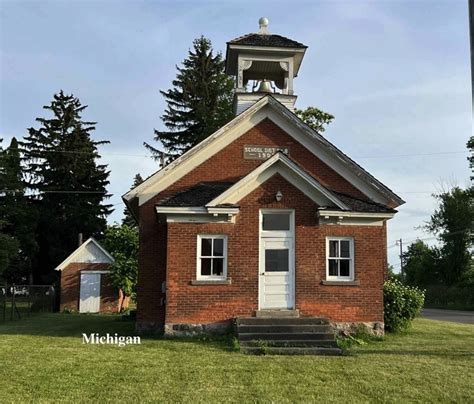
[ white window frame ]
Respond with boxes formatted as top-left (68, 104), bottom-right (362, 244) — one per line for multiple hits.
top-left (196, 234), bottom-right (228, 280)
top-left (325, 237), bottom-right (355, 281)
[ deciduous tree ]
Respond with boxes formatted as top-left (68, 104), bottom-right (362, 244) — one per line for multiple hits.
top-left (295, 106), bottom-right (334, 133)
top-left (102, 224), bottom-right (138, 311)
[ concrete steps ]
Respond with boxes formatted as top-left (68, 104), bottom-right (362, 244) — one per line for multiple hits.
top-left (236, 315), bottom-right (342, 355)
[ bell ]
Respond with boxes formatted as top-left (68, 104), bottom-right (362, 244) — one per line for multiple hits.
top-left (255, 80), bottom-right (273, 93)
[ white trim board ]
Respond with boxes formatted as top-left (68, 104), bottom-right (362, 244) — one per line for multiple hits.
top-left (55, 238), bottom-right (114, 271)
top-left (123, 95), bottom-right (404, 219)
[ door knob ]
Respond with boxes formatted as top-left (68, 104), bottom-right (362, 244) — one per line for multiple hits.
top-left (260, 272), bottom-right (265, 275)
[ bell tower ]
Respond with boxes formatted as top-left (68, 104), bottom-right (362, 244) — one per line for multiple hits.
top-left (226, 18), bottom-right (307, 115)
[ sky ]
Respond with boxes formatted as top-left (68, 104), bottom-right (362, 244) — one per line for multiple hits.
top-left (0, 0), bottom-right (472, 269)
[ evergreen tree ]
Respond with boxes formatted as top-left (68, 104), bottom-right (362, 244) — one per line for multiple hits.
top-left (21, 91), bottom-right (112, 283)
top-left (122, 173), bottom-right (143, 228)
top-left (144, 36), bottom-right (234, 161)
top-left (0, 139), bottom-right (20, 282)
top-left (0, 138), bottom-right (38, 283)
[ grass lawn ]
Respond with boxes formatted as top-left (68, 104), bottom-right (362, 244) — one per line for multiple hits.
top-left (0, 314), bottom-right (473, 402)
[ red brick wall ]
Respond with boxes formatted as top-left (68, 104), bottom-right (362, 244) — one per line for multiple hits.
top-left (154, 118), bottom-right (367, 203)
top-left (164, 174), bottom-right (386, 325)
top-left (136, 118), bottom-right (388, 330)
top-left (59, 263), bottom-right (120, 313)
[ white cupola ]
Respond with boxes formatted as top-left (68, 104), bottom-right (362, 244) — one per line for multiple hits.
top-left (226, 18), bottom-right (307, 115)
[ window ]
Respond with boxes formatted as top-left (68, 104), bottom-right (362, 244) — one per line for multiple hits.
top-left (197, 235), bottom-right (227, 280)
top-left (262, 213), bottom-right (290, 231)
top-left (326, 237), bottom-right (354, 280)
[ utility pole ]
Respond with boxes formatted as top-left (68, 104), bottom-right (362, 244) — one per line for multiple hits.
top-left (397, 238), bottom-right (403, 281)
top-left (470, 0), bottom-right (474, 114)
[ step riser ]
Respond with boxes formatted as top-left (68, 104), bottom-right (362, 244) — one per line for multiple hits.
top-left (255, 310), bottom-right (300, 318)
top-left (237, 325), bottom-right (333, 334)
top-left (240, 340), bottom-right (338, 348)
top-left (238, 333), bottom-right (335, 341)
top-left (236, 318), bottom-right (329, 326)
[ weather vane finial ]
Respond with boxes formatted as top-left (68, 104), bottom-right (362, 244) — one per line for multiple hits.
top-left (258, 17), bottom-right (269, 35)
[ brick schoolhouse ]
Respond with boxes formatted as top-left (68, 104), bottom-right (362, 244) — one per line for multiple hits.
top-left (123, 19), bottom-right (404, 341)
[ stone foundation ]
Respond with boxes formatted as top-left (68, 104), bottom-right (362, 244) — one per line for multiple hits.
top-left (163, 321), bottom-right (232, 337)
top-left (331, 321), bottom-right (384, 337)
top-left (135, 321), bottom-right (164, 335)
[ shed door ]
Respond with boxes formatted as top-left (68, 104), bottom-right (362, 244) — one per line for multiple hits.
top-left (79, 273), bottom-right (101, 313)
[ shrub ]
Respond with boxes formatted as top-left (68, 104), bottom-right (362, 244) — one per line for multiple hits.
top-left (384, 280), bottom-right (425, 333)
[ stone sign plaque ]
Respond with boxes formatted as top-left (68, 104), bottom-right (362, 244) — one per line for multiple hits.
top-left (243, 145), bottom-right (289, 160)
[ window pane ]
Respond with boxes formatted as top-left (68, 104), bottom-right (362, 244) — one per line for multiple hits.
top-left (201, 258), bottom-right (212, 275)
top-left (213, 258), bottom-right (224, 276)
top-left (262, 214), bottom-right (290, 231)
top-left (328, 259), bottom-right (338, 276)
top-left (213, 238), bottom-right (224, 257)
top-left (201, 238), bottom-right (212, 256)
top-left (340, 241), bottom-right (350, 258)
top-left (340, 260), bottom-right (350, 277)
top-left (329, 240), bottom-right (338, 258)
top-left (265, 249), bottom-right (289, 272)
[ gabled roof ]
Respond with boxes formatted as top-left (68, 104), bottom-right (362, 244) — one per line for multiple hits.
top-left (157, 182), bottom-right (235, 207)
top-left (227, 33), bottom-right (307, 49)
top-left (55, 237), bottom-right (114, 271)
top-left (123, 95), bottom-right (404, 220)
top-left (331, 192), bottom-right (397, 213)
top-left (207, 152), bottom-right (348, 210)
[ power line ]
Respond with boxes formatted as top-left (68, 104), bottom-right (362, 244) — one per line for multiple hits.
top-left (387, 228), bottom-right (472, 249)
top-left (4, 147), bottom-right (468, 160)
top-left (355, 151), bottom-right (467, 159)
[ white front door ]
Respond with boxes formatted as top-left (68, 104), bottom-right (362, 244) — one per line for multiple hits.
top-left (259, 210), bottom-right (295, 309)
top-left (79, 273), bottom-right (101, 313)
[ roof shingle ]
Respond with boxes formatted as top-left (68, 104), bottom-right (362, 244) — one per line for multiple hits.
top-left (156, 182), bottom-right (235, 207)
top-left (228, 33), bottom-right (307, 49)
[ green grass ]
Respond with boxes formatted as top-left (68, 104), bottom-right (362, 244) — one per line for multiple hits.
top-left (0, 314), bottom-right (473, 402)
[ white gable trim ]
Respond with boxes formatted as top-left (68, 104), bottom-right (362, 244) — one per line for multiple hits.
top-left (123, 95), bottom-right (403, 212)
top-left (55, 237), bottom-right (114, 271)
top-left (207, 153), bottom-right (349, 210)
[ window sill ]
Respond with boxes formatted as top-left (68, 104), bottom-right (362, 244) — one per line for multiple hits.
top-left (321, 280), bottom-right (360, 286)
top-left (190, 279), bottom-right (232, 286)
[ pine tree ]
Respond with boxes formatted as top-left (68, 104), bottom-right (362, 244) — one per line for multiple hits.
top-left (21, 91), bottom-right (112, 282)
top-left (0, 138), bottom-right (38, 283)
top-left (122, 173), bottom-right (143, 228)
top-left (144, 36), bottom-right (234, 161)
top-left (0, 139), bottom-right (21, 281)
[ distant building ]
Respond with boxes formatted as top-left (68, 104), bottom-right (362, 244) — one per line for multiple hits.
top-left (56, 237), bottom-right (124, 313)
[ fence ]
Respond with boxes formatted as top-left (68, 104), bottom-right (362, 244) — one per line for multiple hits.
top-left (0, 285), bottom-right (55, 322)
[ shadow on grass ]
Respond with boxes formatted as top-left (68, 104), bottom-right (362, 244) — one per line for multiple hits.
top-left (0, 312), bottom-right (238, 352)
top-left (353, 349), bottom-right (474, 358)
